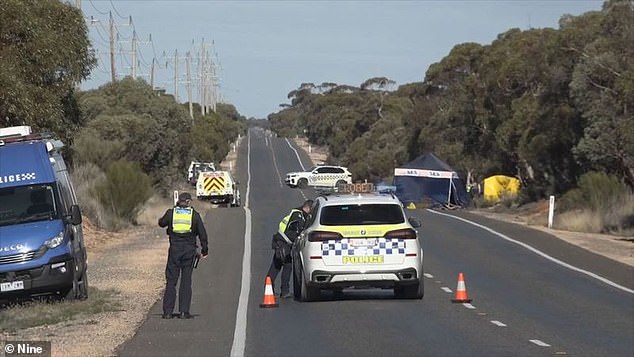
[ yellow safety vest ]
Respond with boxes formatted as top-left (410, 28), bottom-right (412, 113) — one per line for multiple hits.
top-left (172, 207), bottom-right (193, 234)
top-left (278, 208), bottom-right (303, 241)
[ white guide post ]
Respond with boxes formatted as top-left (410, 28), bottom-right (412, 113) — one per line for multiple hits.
top-left (548, 195), bottom-right (555, 229)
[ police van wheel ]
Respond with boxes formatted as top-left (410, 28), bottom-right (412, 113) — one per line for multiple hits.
top-left (297, 178), bottom-right (308, 189)
top-left (65, 268), bottom-right (89, 301)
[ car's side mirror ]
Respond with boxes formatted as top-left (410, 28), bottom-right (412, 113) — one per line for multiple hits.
top-left (68, 205), bottom-right (82, 226)
top-left (408, 216), bottom-right (422, 228)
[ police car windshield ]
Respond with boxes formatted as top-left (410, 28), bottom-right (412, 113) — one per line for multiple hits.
top-left (320, 204), bottom-right (405, 225)
top-left (0, 184), bottom-right (58, 226)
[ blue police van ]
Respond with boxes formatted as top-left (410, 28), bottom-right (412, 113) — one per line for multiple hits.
top-left (0, 126), bottom-right (88, 301)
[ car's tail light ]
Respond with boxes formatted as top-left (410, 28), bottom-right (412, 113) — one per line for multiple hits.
top-left (385, 228), bottom-right (417, 240)
top-left (308, 231), bottom-right (343, 242)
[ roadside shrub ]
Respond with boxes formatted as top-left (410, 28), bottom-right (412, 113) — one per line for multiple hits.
top-left (71, 163), bottom-right (108, 228)
top-left (71, 128), bottom-right (125, 170)
top-left (558, 171), bottom-right (634, 235)
top-left (93, 160), bottom-right (152, 226)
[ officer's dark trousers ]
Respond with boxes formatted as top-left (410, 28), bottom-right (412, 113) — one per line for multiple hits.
top-left (267, 258), bottom-right (292, 295)
top-left (163, 243), bottom-right (197, 315)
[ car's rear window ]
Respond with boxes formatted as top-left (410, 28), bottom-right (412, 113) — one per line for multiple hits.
top-left (320, 204), bottom-right (405, 225)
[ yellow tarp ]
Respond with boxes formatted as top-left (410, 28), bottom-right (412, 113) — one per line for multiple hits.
top-left (483, 175), bottom-right (520, 202)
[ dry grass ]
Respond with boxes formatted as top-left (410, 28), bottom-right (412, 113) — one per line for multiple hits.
top-left (556, 209), bottom-right (605, 234)
top-left (218, 135), bottom-right (243, 174)
top-left (0, 288), bottom-right (121, 332)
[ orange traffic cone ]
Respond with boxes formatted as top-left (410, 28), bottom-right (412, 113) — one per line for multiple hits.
top-left (451, 272), bottom-right (472, 303)
top-left (259, 276), bottom-right (279, 308)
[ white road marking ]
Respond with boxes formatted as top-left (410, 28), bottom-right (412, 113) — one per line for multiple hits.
top-left (463, 303), bottom-right (476, 309)
top-left (427, 210), bottom-right (634, 295)
top-left (285, 137), bottom-right (306, 171)
top-left (267, 139), bottom-right (283, 187)
top-left (423, 273), bottom-right (434, 279)
top-left (230, 131), bottom-right (253, 357)
top-left (284, 138), bottom-right (308, 200)
top-left (441, 287), bottom-right (453, 293)
top-left (491, 320), bottom-right (507, 327)
top-left (530, 339), bottom-right (551, 347)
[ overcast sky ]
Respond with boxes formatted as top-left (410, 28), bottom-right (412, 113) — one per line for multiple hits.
top-left (81, 0), bottom-right (603, 119)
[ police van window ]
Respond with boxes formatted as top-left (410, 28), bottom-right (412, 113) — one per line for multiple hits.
top-left (320, 204), bottom-right (405, 226)
top-left (0, 184), bottom-right (58, 226)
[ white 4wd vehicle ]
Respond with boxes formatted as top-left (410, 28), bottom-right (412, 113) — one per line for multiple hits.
top-left (285, 165), bottom-right (352, 189)
top-left (292, 187), bottom-right (424, 301)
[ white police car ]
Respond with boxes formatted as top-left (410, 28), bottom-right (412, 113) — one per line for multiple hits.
top-left (285, 165), bottom-right (352, 189)
top-left (292, 183), bottom-right (424, 301)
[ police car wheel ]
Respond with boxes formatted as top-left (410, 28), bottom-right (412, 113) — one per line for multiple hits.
top-left (335, 180), bottom-right (347, 187)
top-left (394, 275), bottom-right (424, 299)
top-left (293, 267), bottom-right (301, 300)
top-left (297, 178), bottom-right (308, 189)
top-left (299, 265), bottom-right (319, 302)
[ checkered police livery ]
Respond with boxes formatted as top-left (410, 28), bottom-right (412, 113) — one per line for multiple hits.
top-left (293, 189), bottom-right (424, 301)
top-left (285, 165), bottom-right (352, 189)
top-left (321, 238), bottom-right (406, 256)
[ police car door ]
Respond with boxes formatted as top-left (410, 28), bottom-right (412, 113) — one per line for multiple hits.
top-left (323, 167), bottom-right (339, 187)
top-left (309, 167), bottom-right (327, 186)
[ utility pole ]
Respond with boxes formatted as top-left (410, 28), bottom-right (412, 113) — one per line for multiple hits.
top-left (131, 30), bottom-right (138, 79)
top-left (174, 49), bottom-right (179, 101)
top-left (109, 12), bottom-right (116, 83)
top-left (186, 51), bottom-right (193, 120)
top-left (150, 57), bottom-right (155, 88)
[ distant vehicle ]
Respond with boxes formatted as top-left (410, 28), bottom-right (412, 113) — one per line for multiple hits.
top-left (196, 170), bottom-right (240, 207)
top-left (292, 183), bottom-right (423, 301)
top-left (0, 126), bottom-right (88, 301)
top-left (285, 165), bottom-right (352, 189)
top-left (187, 161), bottom-right (215, 185)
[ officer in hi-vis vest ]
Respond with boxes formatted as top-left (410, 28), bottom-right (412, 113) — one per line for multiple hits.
top-left (158, 192), bottom-right (208, 319)
top-left (267, 199), bottom-right (313, 298)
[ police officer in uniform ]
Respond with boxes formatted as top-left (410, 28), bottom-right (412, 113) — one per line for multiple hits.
top-left (158, 192), bottom-right (208, 319)
top-left (267, 199), bottom-right (313, 298)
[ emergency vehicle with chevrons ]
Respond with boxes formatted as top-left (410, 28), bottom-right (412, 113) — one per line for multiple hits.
top-left (292, 183), bottom-right (424, 301)
top-left (196, 170), bottom-right (240, 207)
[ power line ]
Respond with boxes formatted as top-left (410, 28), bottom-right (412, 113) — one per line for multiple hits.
top-left (87, 0), bottom-right (108, 15)
top-left (109, 0), bottom-right (128, 20)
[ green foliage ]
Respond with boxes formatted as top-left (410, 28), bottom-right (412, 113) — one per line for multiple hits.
top-left (270, 3), bottom-right (633, 209)
top-left (0, 0), bottom-right (95, 143)
top-left (76, 79), bottom-right (192, 191)
top-left (560, 171), bottom-right (631, 211)
top-left (94, 160), bottom-right (152, 225)
top-left (558, 171), bottom-right (634, 235)
top-left (75, 79), bottom-right (246, 193)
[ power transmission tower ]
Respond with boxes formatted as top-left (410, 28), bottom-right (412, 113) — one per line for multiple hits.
top-left (109, 12), bottom-right (116, 82)
top-left (186, 51), bottom-right (193, 120)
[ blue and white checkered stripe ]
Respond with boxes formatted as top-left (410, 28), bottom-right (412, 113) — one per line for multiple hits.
top-left (312, 174), bottom-right (347, 181)
top-left (321, 238), bottom-right (406, 256)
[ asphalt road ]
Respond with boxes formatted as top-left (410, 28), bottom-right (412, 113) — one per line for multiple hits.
top-left (119, 127), bottom-right (633, 357)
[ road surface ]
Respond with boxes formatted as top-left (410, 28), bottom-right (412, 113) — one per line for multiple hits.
top-left (119, 128), bottom-right (633, 357)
